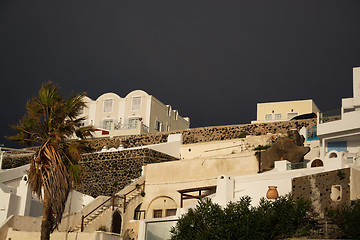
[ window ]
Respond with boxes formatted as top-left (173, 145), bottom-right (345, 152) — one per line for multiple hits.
top-left (311, 159), bottom-right (323, 167)
top-left (274, 113), bottom-right (282, 120)
top-left (165, 209), bottom-right (177, 217)
top-left (265, 114), bottom-right (273, 121)
top-left (132, 97), bottom-right (142, 111)
top-left (103, 119), bottom-right (113, 130)
top-left (174, 111), bottom-right (178, 120)
top-left (166, 124), bottom-right (170, 132)
top-left (167, 106), bottom-right (171, 116)
top-left (155, 120), bottom-right (162, 132)
top-left (327, 141), bottom-right (347, 152)
top-left (287, 112), bottom-right (298, 119)
top-left (153, 209), bottom-right (162, 218)
top-left (104, 99), bottom-right (113, 113)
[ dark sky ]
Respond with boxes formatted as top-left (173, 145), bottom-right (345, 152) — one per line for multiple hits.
top-left (1, 0), bottom-right (360, 147)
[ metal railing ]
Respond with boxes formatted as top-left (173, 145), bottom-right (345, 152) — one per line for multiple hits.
top-left (81, 195), bottom-right (120, 232)
top-left (122, 182), bottom-right (145, 213)
top-left (80, 182), bottom-right (145, 231)
top-left (319, 109), bottom-right (341, 124)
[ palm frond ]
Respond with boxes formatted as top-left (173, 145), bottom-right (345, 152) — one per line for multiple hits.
top-left (8, 82), bottom-right (94, 236)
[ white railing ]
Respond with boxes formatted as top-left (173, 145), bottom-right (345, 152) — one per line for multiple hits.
top-left (141, 123), bottom-right (149, 132)
top-left (113, 123), bottom-right (149, 133)
top-left (114, 123), bottom-right (138, 130)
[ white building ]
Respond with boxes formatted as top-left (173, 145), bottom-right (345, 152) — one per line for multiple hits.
top-left (0, 147), bottom-right (94, 228)
top-left (317, 67), bottom-right (360, 160)
top-left (79, 90), bottom-right (190, 138)
top-left (253, 99), bottom-right (320, 123)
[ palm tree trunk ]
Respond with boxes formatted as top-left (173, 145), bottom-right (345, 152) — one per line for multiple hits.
top-left (41, 195), bottom-right (52, 240)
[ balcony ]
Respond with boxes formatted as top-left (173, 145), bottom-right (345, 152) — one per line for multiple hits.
top-left (317, 107), bottom-right (360, 137)
top-left (91, 122), bottom-right (149, 138)
top-left (319, 109), bottom-right (341, 124)
top-left (114, 123), bottom-right (149, 133)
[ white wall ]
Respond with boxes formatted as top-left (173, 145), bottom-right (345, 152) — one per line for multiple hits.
top-left (353, 67), bottom-right (360, 106)
top-left (7, 230), bottom-right (121, 240)
top-left (234, 174), bottom-right (292, 206)
top-left (64, 190), bottom-right (94, 214)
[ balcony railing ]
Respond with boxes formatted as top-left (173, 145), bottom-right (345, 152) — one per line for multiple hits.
top-left (114, 123), bottom-right (138, 130)
top-left (141, 124), bottom-right (149, 132)
top-left (113, 123), bottom-right (149, 133)
top-left (286, 162), bottom-right (307, 170)
top-left (319, 109), bottom-right (341, 124)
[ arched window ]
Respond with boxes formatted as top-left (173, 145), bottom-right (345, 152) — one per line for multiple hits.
top-left (147, 196), bottom-right (177, 219)
top-left (134, 203), bottom-right (145, 220)
top-left (311, 159), bottom-right (324, 167)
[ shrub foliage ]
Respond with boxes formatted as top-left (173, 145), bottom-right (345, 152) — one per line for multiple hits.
top-left (327, 199), bottom-right (360, 239)
top-left (170, 195), bottom-right (311, 240)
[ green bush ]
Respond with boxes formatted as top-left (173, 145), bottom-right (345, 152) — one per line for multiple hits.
top-left (97, 225), bottom-right (108, 232)
top-left (237, 131), bottom-right (248, 138)
top-left (254, 144), bottom-right (272, 151)
top-left (327, 199), bottom-right (360, 239)
top-left (170, 195), bottom-right (311, 240)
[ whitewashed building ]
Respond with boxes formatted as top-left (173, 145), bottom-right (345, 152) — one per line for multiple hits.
top-left (79, 90), bottom-right (190, 138)
top-left (317, 67), bottom-right (360, 161)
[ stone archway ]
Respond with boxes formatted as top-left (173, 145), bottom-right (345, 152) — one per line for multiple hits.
top-left (111, 211), bottom-right (122, 234)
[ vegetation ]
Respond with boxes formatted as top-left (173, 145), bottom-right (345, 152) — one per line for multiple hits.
top-left (97, 225), bottom-right (108, 232)
top-left (254, 144), bottom-right (272, 151)
top-left (327, 199), bottom-right (360, 239)
top-left (237, 131), bottom-right (248, 138)
top-left (8, 82), bottom-right (93, 240)
top-left (170, 195), bottom-right (311, 240)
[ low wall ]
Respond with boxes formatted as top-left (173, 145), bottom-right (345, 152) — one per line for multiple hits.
top-left (84, 119), bottom-right (316, 150)
top-left (7, 230), bottom-right (120, 240)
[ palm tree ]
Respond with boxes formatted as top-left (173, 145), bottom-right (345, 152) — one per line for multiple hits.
top-left (8, 82), bottom-right (93, 240)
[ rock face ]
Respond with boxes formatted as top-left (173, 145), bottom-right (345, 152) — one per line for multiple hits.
top-left (258, 136), bottom-right (310, 171)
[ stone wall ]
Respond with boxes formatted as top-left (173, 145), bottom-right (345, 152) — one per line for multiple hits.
top-left (2, 119), bottom-right (316, 198)
top-left (85, 119), bottom-right (316, 150)
top-left (292, 168), bottom-right (350, 216)
top-left (76, 148), bottom-right (179, 197)
top-left (2, 119), bottom-right (316, 169)
top-left (1, 153), bottom-right (34, 169)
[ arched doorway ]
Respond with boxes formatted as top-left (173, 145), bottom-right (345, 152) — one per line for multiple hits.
top-left (111, 211), bottom-right (122, 234)
top-left (311, 159), bottom-right (324, 167)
